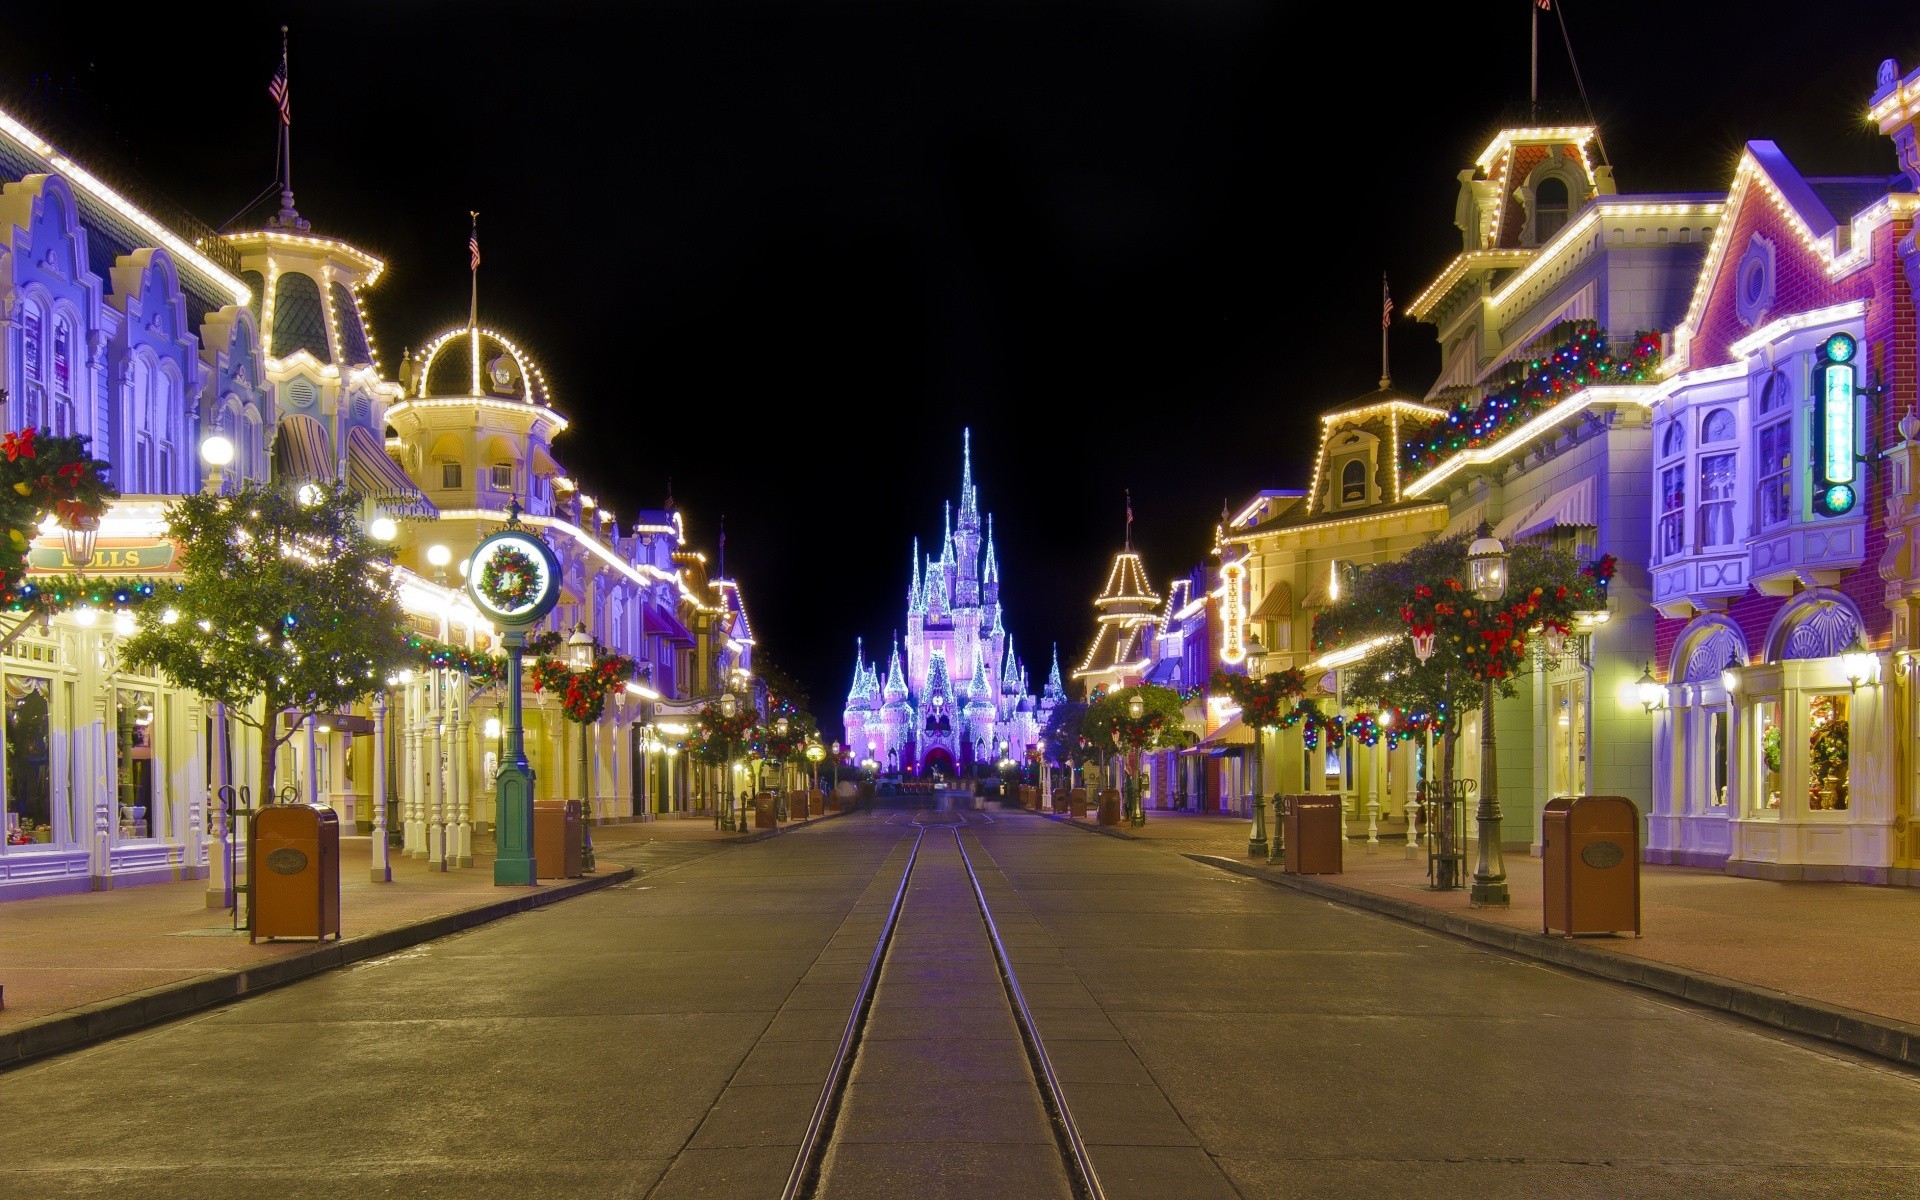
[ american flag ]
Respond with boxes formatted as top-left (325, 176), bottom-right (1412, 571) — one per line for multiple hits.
top-left (470, 231), bottom-right (481, 271)
top-left (1382, 275), bottom-right (1394, 329)
top-left (268, 67), bottom-right (290, 125)
top-left (1537, 0), bottom-right (1550, 9)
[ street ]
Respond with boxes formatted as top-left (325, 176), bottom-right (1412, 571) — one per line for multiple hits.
top-left (3, 799), bottom-right (1918, 1200)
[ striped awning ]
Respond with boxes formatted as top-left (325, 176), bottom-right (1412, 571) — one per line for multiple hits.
top-left (1492, 501), bottom-right (1539, 541)
top-left (1516, 476), bottom-right (1596, 541)
top-left (271, 415), bottom-right (332, 485)
top-left (645, 604), bottom-right (696, 645)
top-left (1441, 504), bottom-right (1487, 539)
top-left (346, 425), bottom-right (436, 519)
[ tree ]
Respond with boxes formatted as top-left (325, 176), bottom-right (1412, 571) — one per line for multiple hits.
top-left (120, 481), bottom-right (414, 803)
top-left (1308, 532), bottom-right (1606, 797)
top-left (1039, 699), bottom-right (1090, 769)
top-left (1082, 684), bottom-right (1194, 754)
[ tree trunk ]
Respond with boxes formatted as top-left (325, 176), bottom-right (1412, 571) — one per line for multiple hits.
top-left (258, 692), bottom-right (284, 804)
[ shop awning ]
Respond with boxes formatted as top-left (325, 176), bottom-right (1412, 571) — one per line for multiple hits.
top-left (1515, 476), bottom-right (1596, 541)
top-left (1492, 500), bottom-right (1539, 541)
top-left (271, 414), bottom-right (332, 485)
top-left (346, 425), bottom-right (436, 518)
top-left (645, 604), bottom-right (696, 645)
top-left (1144, 657), bottom-right (1182, 686)
top-left (1441, 503), bottom-right (1488, 539)
top-left (1249, 581), bottom-right (1292, 622)
top-left (1194, 713), bottom-right (1254, 748)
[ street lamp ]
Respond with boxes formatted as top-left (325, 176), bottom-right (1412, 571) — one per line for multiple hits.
top-left (1636, 663), bottom-right (1664, 713)
top-left (567, 623), bottom-right (594, 668)
top-left (199, 433), bottom-right (234, 496)
top-left (1465, 525), bottom-right (1510, 907)
top-left (1123, 695), bottom-right (1146, 826)
top-left (1841, 634), bottom-right (1877, 690)
top-left (565, 623), bottom-right (598, 869)
top-left (718, 690), bottom-right (740, 830)
top-left (830, 740), bottom-right (841, 793)
top-left (1245, 636), bottom-right (1269, 857)
top-left (425, 543), bottom-right (452, 581)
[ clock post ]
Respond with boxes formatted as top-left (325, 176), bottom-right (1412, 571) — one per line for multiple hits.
top-left (465, 504), bottom-right (562, 887)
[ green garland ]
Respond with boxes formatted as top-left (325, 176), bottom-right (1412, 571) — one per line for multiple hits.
top-left (406, 633), bottom-right (506, 686)
top-left (477, 543), bottom-right (539, 611)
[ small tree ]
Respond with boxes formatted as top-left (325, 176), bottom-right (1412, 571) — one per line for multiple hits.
top-left (120, 481), bottom-right (414, 802)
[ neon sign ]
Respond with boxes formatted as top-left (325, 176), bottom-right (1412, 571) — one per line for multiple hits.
top-left (1219, 559), bottom-right (1247, 664)
top-left (1813, 332), bottom-right (1858, 517)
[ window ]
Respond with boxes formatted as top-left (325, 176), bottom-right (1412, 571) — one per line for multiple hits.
top-left (1701, 408), bottom-right (1735, 444)
top-left (1659, 464), bottom-right (1686, 560)
top-left (1535, 176), bottom-right (1570, 241)
top-left (1340, 459), bottom-right (1366, 505)
top-left (1698, 453), bottom-right (1736, 548)
top-left (1807, 692), bottom-right (1849, 811)
top-left (1756, 371), bottom-right (1793, 529)
top-left (115, 687), bottom-right (158, 839)
top-left (1710, 709), bottom-right (1728, 807)
top-left (1550, 677), bottom-right (1588, 797)
top-left (4, 674), bottom-right (54, 845)
top-left (490, 463), bottom-right (515, 490)
top-left (1755, 699), bottom-right (1782, 812)
top-left (1662, 421), bottom-right (1687, 459)
top-left (441, 462), bottom-right (463, 489)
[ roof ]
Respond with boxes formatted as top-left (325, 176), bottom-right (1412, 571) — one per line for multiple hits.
top-left (415, 325), bottom-right (555, 409)
top-left (1227, 497), bottom-right (1447, 542)
top-left (1095, 550), bottom-right (1160, 608)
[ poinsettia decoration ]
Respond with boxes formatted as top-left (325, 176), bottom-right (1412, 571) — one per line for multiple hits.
top-left (0, 425), bottom-right (116, 607)
top-left (1211, 668), bottom-right (1308, 729)
top-left (1399, 571), bottom-right (1600, 683)
top-left (528, 651), bottom-right (638, 723)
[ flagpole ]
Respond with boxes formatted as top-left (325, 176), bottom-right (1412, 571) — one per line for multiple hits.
top-left (1530, 0), bottom-right (1539, 120)
top-left (1380, 272), bottom-right (1393, 391)
top-left (279, 26), bottom-right (294, 224)
top-left (468, 211), bottom-right (481, 394)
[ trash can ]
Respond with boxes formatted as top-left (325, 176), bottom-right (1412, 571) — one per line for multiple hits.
top-left (808, 789), bottom-right (825, 817)
top-left (754, 792), bottom-right (778, 829)
top-left (1068, 788), bottom-right (1088, 818)
top-left (534, 799), bottom-right (583, 880)
top-left (1542, 796), bottom-right (1641, 936)
top-left (1282, 795), bottom-right (1342, 875)
top-left (859, 781), bottom-right (874, 806)
top-left (250, 804), bottom-right (340, 943)
top-left (1097, 788), bottom-right (1122, 825)
top-left (787, 789), bottom-right (807, 821)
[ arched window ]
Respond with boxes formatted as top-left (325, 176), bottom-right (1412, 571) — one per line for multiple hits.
top-left (1535, 177), bottom-right (1570, 241)
top-left (129, 354), bottom-right (153, 493)
top-left (157, 366), bottom-right (180, 493)
top-left (1661, 420), bottom-right (1687, 459)
top-left (18, 300), bottom-right (44, 430)
top-left (1756, 370), bottom-right (1793, 528)
top-left (51, 316), bottom-right (75, 437)
top-left (1657, 419), bottom-right (1687, 561)
top-left (1340, 459), bottom-right (1367, 505)
top-left (1701, 408), bottom-right (1735, 443)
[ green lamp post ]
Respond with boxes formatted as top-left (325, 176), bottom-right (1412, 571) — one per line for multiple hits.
top-left (466, 505), bottom-right (562, 886)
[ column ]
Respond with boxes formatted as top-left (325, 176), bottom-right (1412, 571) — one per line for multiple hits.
top-left (452, 678), bottom-right (473, 867)
top-left (304, 715), bottom-right (319, 807)
top-left (370, 695), bottom-right (391, 882)
top-left (428, 672), bottom-right (447, 868)
top-left (206, 701), bottom-right (234, 907)
top-left (404, 681), bottom-right (425, 856)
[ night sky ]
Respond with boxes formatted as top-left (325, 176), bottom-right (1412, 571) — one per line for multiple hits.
top-left (1, 2), bottom-right (1911, 719)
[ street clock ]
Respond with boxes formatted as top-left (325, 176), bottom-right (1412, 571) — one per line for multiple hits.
top-left (466, 528), bottom-right (562, 627)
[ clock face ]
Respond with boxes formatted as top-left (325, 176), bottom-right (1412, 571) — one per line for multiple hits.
top-left (467, 531), bottom-right (562, 626)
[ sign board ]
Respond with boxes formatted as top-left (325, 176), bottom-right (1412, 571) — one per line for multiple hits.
top-left (27, 536), bottom-right (180, 575)
top-left (1812, 331), bottom-right (1859, 517)
top-left (1218, 559), bottom-right (1247, 664)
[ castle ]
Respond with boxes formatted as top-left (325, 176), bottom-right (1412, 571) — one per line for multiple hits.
top-left (843, 432), bottom-right (1061, 775)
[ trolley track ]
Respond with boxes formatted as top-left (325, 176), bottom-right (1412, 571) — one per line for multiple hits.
top-left (782, 811), bottom-right (1105, 1200)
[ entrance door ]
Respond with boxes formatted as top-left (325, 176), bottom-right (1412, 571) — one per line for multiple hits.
top-left (921, 747), bottom-right (956, 778)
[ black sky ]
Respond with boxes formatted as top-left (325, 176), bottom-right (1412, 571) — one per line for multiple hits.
top-left (0, 2), bottom-right (1911, 719)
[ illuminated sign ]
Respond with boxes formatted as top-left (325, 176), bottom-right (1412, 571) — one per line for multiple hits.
top-left (1219, 559), bottom-right (1247, 664)
top-left (1813, 332), bottom-right (1859, 517)
top-left (27, 536), bottom-right (180, 575)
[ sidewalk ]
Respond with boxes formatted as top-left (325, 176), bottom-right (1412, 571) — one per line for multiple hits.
top-left (1048, 808), bottom-right (1920, 1064)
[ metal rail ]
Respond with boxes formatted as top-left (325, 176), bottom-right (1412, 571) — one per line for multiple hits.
top-left (953, 828), bottom-right (1106, 1200)
top-left (780, 824), bottom-right (928, 1200)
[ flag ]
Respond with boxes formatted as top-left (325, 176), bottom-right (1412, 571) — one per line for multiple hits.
top-left (268, 67), bottom-right (290, 125)
top-left (1382, 276), bottom-right (1394, 328)
top-left (469, 230), bottom-right (481, 271)
top-left (1536, 0), bottom-right (1550, 8)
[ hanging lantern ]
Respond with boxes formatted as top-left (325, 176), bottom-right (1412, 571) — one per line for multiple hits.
top-left (61, 513), bottom-right (100, 568)
top-left (1412, 630), bottom-right (1436, 662)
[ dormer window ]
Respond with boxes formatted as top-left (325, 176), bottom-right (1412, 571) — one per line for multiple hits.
top-left (1340, 460), bottom-right (1366, 505)
top-left (1535, 176), bottom-right (1570, 241)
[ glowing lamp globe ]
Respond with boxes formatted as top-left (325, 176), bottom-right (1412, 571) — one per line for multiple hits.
top-left (1467, 532), bottom-right (1508, 602)
top-left (198, 434), bottom-right (235, 467)
top-left (369, 516), bottom-right (399, 543)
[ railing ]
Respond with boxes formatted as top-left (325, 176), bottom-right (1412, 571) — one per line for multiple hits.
top-left (1422, 778), bottom-right (1475, 891)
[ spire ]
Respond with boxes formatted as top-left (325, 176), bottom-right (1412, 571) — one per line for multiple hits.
top-left (960, 427), bottom-right (978, 519)
top-left (908, 538), bottom-right (923, 612)
top-left (850, 637), bottom-right (865, 694)
top-left (983, 514), bottom-right (998, 584)
top-left (1045, 645), bottom-right (1066, 701)
top-left (883, 635), bottom-right (908, 701)
top-left (943, 500), bottom-right (952, 553)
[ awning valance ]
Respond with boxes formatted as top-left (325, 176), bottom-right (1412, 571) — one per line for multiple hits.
top-left (1441, 504), bottom-right (1487, 539)
top-left (1515, 476), bottom-right (1596, 541)
top-left (346, 425), bottom-right (436, 519)
top-left (1249, 581), bottom-right (1292, 622)
top-left (645, 604), bottom-right (696, 645)
top-left (1195, 713), bottom-right (1254, 747)
top-left (1492, 501), bottom-right (1539, 541)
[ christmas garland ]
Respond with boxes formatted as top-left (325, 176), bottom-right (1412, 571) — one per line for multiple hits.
top-left (1400, 573), bottom-right (1599, 683)
top-left (406, 633), bottom-right (506, 687)
top-left (528, 652), bottom-right (638, 724)
top-left (688, 703), bottom-right (760, 765)
top-left (0, 425), bottom-right (115, 600)
top-left (478, 543), bottom-right (540, 611)
top-left (1211, 668), bottom-right (1308, 729)
top-left (3, 575), bottom-right (160, 616)
top-left (1402, 323), bottom-right (1661, 474)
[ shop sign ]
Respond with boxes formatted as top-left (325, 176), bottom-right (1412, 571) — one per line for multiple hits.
top-left (27, 536), bottom-right (180, 574)
top-left (1219, 559), bottom-right (1247, 664)
top-left (1812, 331), bottom-right (1859, 517)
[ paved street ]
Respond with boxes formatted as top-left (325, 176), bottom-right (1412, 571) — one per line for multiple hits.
top-left (2, 801), bottom-right (1918, 1199)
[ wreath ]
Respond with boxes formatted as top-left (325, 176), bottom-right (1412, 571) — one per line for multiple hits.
top-left (478, 543), bottom-right (540, 611)
top-left (528, 652), bottom-right (637, 724)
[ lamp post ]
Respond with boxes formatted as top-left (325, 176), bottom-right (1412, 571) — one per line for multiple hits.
top-left (830, 740), bottom-right (841, 794)
top-left (565, 623), bottom-right (598, 870)
top-left (1466, 525), bottom-right (1510, 907)
top-left (774, 715), bottom-right (791, 819)
top-left (1123, 693), bottom-right (1146, 827)
top-left (718, 690), bottom-right (740, 830)
top-left (1245, 637), bottom-right (1269, 857)
top-left (199, 433), bottom-right (234, 497)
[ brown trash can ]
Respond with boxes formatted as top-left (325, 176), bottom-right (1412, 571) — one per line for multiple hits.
top-left (808, 789), bottom-right (825, 817)
top-left (788, 789), bottom-right (808, 821)
top-left (535, 800), bottom-right (583, 879)
top-left (1542, 796), bottom-right (1641, 936)
top-left (1097, 788), bottom-right (1122, 825)
top-left (1068, 788), bottom-right (1088, 818)
top-left (250, 804), bottom-right (340, 943)
top-left (1282, 795), bottom-right (1343, 874)
top-left (754, 792), bottom-right (778, 829)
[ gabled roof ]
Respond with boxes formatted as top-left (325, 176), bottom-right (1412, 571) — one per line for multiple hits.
top-left (1095, 550), bottom-right (1160, 608)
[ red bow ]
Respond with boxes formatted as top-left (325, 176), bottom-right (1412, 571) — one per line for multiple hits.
top-left (2, 428), bottom-right (36, 462)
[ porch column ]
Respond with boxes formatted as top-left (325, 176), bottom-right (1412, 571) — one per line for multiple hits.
top-left (370, 695), bottom-right (391, 882)
top-left (452, 678), bottom-right (472, 867)
top-left (207, 701), bottom-right (234, 907)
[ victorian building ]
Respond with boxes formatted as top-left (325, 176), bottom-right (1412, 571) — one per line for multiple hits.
top-left (843, 432), bottom-right (1047, 775)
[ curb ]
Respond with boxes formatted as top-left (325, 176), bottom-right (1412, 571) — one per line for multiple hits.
top-left (1187, 854), bottom-right (1920, 1072)
top-left (727, 804), bottom-right (859, 844)
top-left (1038, 812), bottom-right (1138, 840)
top-left (0, 866), bottom-right (635, 1072)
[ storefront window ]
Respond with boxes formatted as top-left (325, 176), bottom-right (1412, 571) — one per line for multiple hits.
top-left (1698, 453), bottom-right (1737, 547)
top-left (1711, 709), bottom-right (1729, 806)
top-left (116, 688), bottom-right (157, 839)
top-left (1549, 678), bottom-right (1588, 796)
top-left (1807, 693), bottom-right (1849, 811)
top-left (1756, 700), bottom-right (1782, 812)
top-left (1658, 464), bottom-right (1686, 560)
top-left (5, 675), bottom-right (54, 845)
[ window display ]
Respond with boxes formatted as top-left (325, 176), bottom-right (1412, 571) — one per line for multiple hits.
top-left (4, 675), bottom-right (54, 845)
